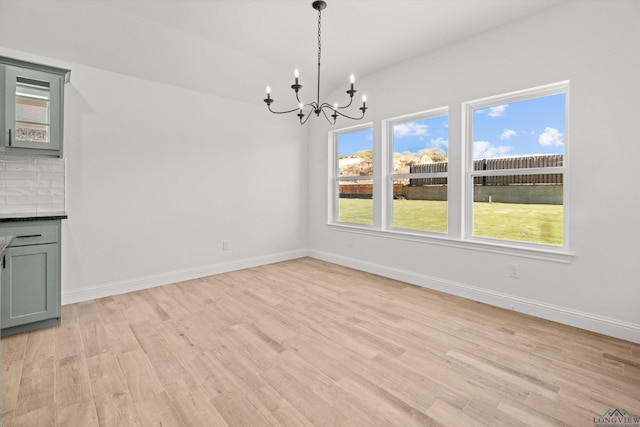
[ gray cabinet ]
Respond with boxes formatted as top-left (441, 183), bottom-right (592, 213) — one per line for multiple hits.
top-left (0, 220), bottom-right (61, 336)
top-left (0, 56), bottom-right (70, 157)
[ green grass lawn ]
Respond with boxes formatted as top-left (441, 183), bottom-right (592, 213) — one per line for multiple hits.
top-left (339, 199), bottom-right (563, 245)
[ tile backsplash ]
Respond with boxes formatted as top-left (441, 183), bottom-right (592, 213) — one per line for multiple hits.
top-left (0, 155), bottom-right (65, 214)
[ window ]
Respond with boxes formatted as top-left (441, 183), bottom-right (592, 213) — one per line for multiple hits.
top-left (328, 81), bottom-right (571, 260)
top-left (331, 125), bottom-right (374, 225)
top-left (463, 82), bottom-right (569, 247)
top-left (385, 108), bottom-right (448, 233)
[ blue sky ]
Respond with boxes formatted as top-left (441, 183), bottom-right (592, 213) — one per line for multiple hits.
top-left (392, 115), bottom-right (449, 155)
top-left (338, 128), bottom-right (374, 157)
top-left (337, 115), bottom-right (449, 158)
top-left (338, 93), bottom-right (566, 159)
top-left (473, 93), bottom-right (566, 159)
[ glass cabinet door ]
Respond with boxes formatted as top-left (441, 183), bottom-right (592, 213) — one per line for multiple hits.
top-left (4, 66), bottom-right (62, 151)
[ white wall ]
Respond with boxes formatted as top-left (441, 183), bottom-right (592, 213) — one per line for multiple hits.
top-left (307, 0), bottom-right (640, 343)
top-left (0, 1), bottom-right (309, 302)
top-left (0, 47), bottom-right (308, 303)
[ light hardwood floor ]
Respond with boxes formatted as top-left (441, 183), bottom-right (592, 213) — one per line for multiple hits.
top-left (2, 257), bottom-right (639, 426)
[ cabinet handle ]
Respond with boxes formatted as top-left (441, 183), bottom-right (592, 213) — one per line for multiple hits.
top-left (8, 129), bottom-right (11, 146)
top-left (16, 234), bottom-right (42, 239)
top-left (2, 255), bottom-right (5, 269)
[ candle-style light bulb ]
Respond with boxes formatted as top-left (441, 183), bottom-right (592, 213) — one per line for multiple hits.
top-left (299, 103), bottom-right (304, 110)
top-left (291, 69), bottom-right (302, 93)
top-left (264, 85), bottom-right (273, 105)
top-left (333, 103), bottom-right (338, 110)
top-left (361, 95), bottom-right (367, 113)
top-left (348, 74), bottom-right (356, 96)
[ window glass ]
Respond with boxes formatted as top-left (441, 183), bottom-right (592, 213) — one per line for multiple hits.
top-left (392, 116), bottom-right (448, 173)
top-left (472, 174), bottom-right (564, 245)
top-left (469, 90), bottom-right (567, 246)
top-left (15, 77), bottom-right (51, 143)
top-left (337, 128), bottom-right (373, 225)
top-left (473, 94), bottom-right (566, 159)
top-left (390, 114), bottom-right (448, 233)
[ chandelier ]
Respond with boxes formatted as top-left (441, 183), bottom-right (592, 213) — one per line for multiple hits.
top-left (263, 1), bottom-right (367, 125)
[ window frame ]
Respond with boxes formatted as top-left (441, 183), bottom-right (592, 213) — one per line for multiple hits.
top-left (327, 81), bottom-right (573, 263)
top-left (328, 122), bottom-right (375, 227)
top-left (461, 81), bottom-right (570, 251)
top-left (382, 107), bottom-right (449, 234)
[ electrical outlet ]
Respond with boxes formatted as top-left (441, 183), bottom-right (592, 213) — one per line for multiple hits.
top-left (222, 240), bottom-right (230, 251)
top-left (509, 263), bottom-right (520, 279)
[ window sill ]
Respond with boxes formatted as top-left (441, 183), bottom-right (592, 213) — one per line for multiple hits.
top-left (326, 223), bottom-right (574, 264)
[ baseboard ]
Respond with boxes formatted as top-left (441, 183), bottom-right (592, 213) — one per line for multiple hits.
top-left (309, 250), bottom-right (640, 344)
top-left (62, 249), bottom-right (310, 305)
top-left (1, 317), bottom-right (61, 337)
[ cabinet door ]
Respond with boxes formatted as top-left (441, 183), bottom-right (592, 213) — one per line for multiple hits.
top-left (1, 244), bottom-right (59, 329)
top-left (3, 66), bottom-right (62, 152)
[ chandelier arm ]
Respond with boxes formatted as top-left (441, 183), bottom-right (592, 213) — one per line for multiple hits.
top-left (319, 96), bottom-right (354, 110)
top-left (339, 96), bottom-right (355, 109)
top-left (267, 104), bottom-right (303, 115)
top-left (330, 107), bottom-right (367, 121)
top-left (300, 109), bottom-right (314, 125)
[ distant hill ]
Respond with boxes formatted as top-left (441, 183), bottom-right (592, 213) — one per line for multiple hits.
top-left (339, 149), bottom-right (447, 176)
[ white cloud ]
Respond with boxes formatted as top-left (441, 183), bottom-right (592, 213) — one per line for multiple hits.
top-left (488, 105), bottom-right (508, 117)
top-left (538, 127), bottom-right (564, 146)
top-left (394, 121), bottom-right (429, 138)
top-left (500, 128), bottom-right (517, 140)
top-left (473, 141), bottom-right (512, 159)
top-left (430, 137), bottom-right (448, 151)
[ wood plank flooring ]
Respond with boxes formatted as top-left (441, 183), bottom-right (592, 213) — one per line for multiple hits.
top-left (2, 257), bottom-right (639, 426)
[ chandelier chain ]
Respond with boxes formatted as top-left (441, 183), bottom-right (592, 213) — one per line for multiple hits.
top-left (316, 6), bottom-right (322, 108)
top-left (317, 7), bottom-right (322, 67)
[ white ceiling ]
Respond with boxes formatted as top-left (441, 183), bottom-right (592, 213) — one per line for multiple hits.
top-left (0, 0), bottom-right (566, 103)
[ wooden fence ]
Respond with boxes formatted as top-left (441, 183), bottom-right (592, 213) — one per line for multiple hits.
top-left (409, 154), bottom-right (563, 186)
top-left (408, 162), bottom-right (448, 186)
